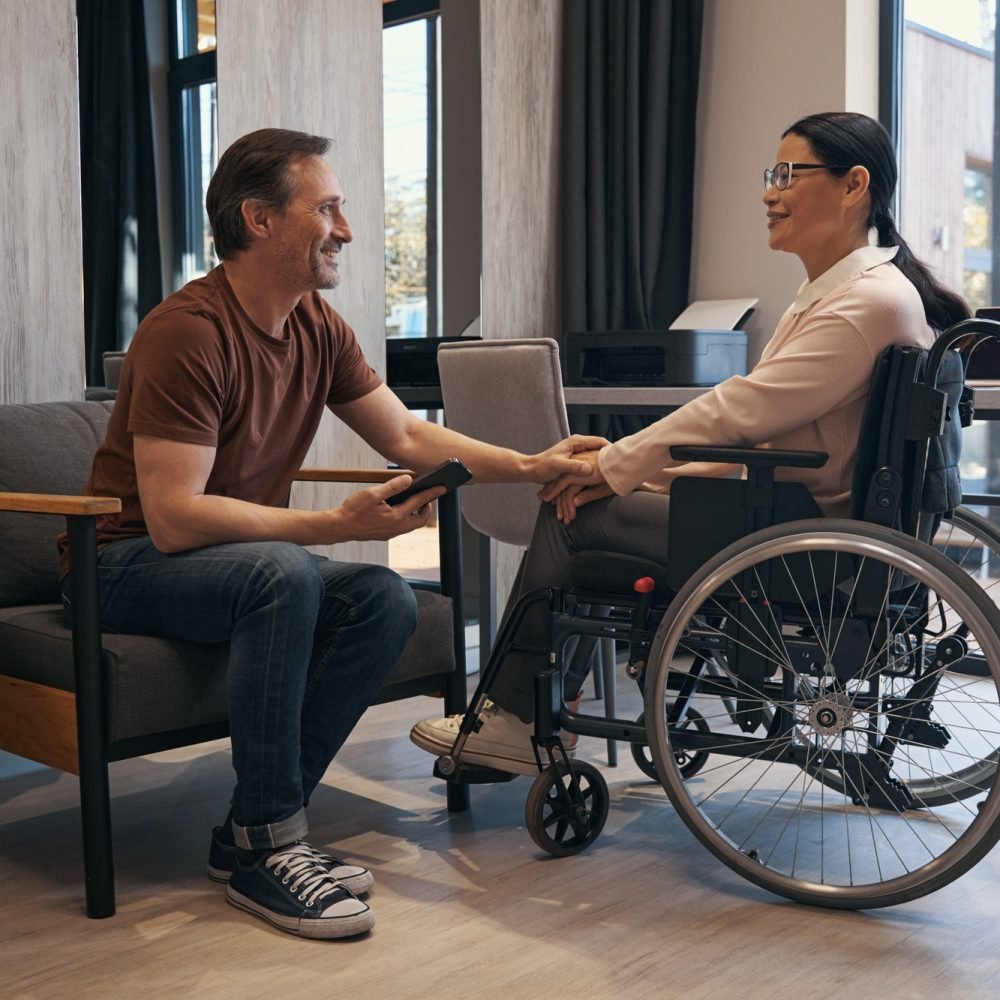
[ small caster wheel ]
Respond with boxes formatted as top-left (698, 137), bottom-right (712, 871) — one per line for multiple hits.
top-left (630, 707), bottom-right (709, 781)
top-left (524, 760), bottom-right (609, 857)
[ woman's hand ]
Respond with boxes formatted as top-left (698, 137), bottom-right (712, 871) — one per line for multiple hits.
top-left (550, 481), bottom-right (616, 523)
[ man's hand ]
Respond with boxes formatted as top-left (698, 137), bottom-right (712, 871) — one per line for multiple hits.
top-left (331, 475), bottom-right (445, 541)
top-left (524, 435), bottom-right (610, 484)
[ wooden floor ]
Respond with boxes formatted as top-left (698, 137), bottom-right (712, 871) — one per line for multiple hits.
top-left (3, 666), bottom-right (1000, 1000)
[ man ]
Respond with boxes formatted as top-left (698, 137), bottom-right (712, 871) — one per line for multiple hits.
top-left (68, 128), bottom-right (600, 940)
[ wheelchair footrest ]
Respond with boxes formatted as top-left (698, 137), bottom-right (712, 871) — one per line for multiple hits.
top-left (433, 758), bottom-right (519, 784)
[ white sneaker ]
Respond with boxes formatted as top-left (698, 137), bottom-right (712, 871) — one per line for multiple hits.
top-left (410, 700), bottom-right (544, 776)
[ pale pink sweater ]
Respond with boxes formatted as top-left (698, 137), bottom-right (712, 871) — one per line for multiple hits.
top-left (597, 246), bottom-right (935, 516)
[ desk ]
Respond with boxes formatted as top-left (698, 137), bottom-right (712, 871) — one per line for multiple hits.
top-left (565, 384), bottom-right (1000, 419)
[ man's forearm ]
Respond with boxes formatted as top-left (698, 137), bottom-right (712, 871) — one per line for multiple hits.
top-left (384, 418), bottom-right (532, 483)
top-left (144, 492), bottom-right (346, 553)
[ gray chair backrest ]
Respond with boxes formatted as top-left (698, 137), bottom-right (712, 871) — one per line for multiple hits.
top-left (437, 338), bottom-right (570, 545)
top-left (0, 401), bottom-right (113, 605)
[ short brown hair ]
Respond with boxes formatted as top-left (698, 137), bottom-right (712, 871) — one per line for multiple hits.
top-left (206, 128), bottom-right (331, 260)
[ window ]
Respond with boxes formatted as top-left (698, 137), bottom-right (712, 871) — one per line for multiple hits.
top-left (165, 0), bottom-right (441, 325)
top-left (383, 2), bottom-right (440, 339)
top-left (168, 0), bottom-right (218, 288)
top-left (891, 0), bottom-right (1000, 520)
top-left (899, 0), bottom-right (996, 308)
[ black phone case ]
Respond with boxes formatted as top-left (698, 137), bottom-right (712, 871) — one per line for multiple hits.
top-left (385, 458), bottom-right (472, 505)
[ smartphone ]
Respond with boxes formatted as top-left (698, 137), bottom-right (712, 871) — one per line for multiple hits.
top-left (385, 458), bottom-right (473, 506)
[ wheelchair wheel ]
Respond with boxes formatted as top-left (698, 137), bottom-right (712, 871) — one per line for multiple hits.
top-left (630, 708), bottom-right (709, 782)
top-left (525, 760), bottom-right (609, 857)
top-left (644, 519), bottom-right (1000, 909)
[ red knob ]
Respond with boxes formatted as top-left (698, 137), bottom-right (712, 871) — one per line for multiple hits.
top-left (634, 576), bottom-right (656, 594)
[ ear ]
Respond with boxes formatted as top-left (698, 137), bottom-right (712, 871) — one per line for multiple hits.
top-left (239, 198), bottom-right (275, 242)
top-left (843, 165), bottom-right (870, 207)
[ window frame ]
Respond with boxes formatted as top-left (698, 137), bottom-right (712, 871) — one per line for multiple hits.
top-left (167, 1), bottom-right (217, 290)
top-left (384, 0), bottom-right (440, 338)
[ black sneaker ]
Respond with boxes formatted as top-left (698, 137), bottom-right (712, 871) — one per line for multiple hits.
top-left (207, 827), bottom-right (374, 896)
top-left (226, 842), bottom-right (374, 939)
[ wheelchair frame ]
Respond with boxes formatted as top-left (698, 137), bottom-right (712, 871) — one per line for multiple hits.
top-left (434, 319), bottom-right (1000, 909)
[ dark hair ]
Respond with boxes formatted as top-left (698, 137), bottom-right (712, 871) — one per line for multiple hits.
top-left (206, 128), bottom-right (331, 260)
top-left (783, 112), bottom-right (969, 332)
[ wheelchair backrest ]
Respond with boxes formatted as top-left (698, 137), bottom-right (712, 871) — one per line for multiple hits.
top-left (849, 344), bottom-right (966, 541)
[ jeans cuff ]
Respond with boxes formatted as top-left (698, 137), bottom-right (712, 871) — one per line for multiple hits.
top-left (232, 807), bottom-right (307, 850)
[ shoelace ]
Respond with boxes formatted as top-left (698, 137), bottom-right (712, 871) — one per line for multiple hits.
top-left (266, 845), bottom-right (349, 907)
top-left (290, 842), bottom-right (351, 870)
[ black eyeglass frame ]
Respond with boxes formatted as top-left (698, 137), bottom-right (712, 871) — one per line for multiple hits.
top-left (763, 161), bottom-right (853, 192)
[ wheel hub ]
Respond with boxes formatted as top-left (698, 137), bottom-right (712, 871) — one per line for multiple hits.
top-left (807, 694), bottom-right (853, 736)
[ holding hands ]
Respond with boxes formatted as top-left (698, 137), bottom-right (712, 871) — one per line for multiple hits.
top-left (524, 434), bottom-right (610, 484)
top-left (537, 443), bottom-right (616, 523)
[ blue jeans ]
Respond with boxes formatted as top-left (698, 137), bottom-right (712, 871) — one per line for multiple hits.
top-left (63, 537), bottom-right (417, 850)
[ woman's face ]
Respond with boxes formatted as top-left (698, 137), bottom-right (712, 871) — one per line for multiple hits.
top-left (763, 132), bottom-right (867, 273)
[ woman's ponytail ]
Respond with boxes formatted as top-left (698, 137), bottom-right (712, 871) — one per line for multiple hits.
top-left (873, 206), bottom-right (969, 332)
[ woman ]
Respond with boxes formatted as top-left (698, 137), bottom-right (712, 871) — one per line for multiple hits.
top-left (411, 111), bottom-right (970, 775)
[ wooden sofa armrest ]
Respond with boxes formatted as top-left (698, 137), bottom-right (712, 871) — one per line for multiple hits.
top-left (0, 491), bottom-right (121, 516)
top-left (295, 467), bottom-right (413, 484)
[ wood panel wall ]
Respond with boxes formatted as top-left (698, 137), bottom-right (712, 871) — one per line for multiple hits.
top-left (480, 0), bottom-right (563, 620)
top-left (216, 0), bottom-right (386, 565)
top-left (0, 0), bottom-right (84, 404)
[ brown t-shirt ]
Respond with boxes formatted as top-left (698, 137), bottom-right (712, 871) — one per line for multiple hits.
top-left (59, 266), bottom-right (381, 574)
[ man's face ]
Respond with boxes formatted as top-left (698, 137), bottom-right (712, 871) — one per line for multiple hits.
top-left (269, 155), bottom-right (353, 292)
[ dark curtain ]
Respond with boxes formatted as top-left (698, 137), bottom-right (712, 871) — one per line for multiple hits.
top-left (561, 0), bottom-right (703, 438)
top-left (78, 0), bottom-right (162, 386)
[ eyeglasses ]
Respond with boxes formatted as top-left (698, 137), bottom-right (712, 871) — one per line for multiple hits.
top-left (763, 161), bottom-right (851, 192)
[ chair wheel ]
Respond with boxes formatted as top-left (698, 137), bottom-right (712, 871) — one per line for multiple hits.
top-left (524, 759), bottom-right (609, 857)
top-left (631, 708), bottom-right (709, 781)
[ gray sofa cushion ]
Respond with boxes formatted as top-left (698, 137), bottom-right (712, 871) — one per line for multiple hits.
top-left (0, 401), bottom-right (113, 606)
top-left (0, 588), bottom-right (454, 743)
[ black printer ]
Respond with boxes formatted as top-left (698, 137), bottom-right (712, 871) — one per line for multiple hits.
top-left (563, 329), bottom-right (748, 388)
top-left (564, 299), bottom-right (754, 388)
top-left (386, 335), bottom-right (482, 408)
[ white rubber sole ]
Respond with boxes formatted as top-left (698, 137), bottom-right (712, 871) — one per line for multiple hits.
top-left (226, 886), bottom-right (374, 939)
top-left (409, 725), bottom-right (543, 776)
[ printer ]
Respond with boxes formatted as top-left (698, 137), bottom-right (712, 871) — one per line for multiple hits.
top-left (563, 299), bottom-right (756, 388)
top-left (386, 335), bottom-right (482, 408)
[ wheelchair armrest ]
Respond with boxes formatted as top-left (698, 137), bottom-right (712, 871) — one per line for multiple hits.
top-left (668, 445), bottom-right (828, 469)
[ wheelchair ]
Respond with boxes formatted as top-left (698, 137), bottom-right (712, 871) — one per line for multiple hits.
top-left (433, 318), bottom-right (1000, 910)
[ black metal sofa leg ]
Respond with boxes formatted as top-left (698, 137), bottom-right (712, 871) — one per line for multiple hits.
top-left (67, 515), bottom-right (116, 917)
